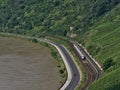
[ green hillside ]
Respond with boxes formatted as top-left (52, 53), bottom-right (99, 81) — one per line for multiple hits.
top-left (83, 4), bottom-right (120, 90)
top-left (0, 0), bottom-right (120, 90)
top-left (89, 67), bottom-right (120, 90)
top-left (0, 0), bottom-right (119, 36)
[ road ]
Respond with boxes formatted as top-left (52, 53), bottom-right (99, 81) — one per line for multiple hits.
top-left (0, 33), bottom-right (80, 90)
top-left (45, 38), bottom-right (102, 90)
top-left (57, 44), bottom-right (80, 90)
top-left (0, 32), bottom-right (102, 90)
top-left (44, 40), bottom-right (80, 90)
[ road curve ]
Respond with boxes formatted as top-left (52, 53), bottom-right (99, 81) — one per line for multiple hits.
top-left (1, 33), bottom-right (83, 90)
top-left (49, 37), bottom-right (102, 90)
top-left (44, 40), bottom-right (80, 90)
top-left (58, 44), bottom-right (80, 90)
top-left (0, 33), bottom-right (80, 90)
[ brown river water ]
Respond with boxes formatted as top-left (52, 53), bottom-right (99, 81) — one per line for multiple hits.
top-left (0, 37), bottom-right (62, 90)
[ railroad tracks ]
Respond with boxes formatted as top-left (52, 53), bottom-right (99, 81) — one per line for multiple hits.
top-left (73, 43), bottom-right (102, 90)
top-left (57, 38), bottom-right (102, 90)
top-left (0, 33), bottom-right (102, 90)
top-left (36, 38), bottom-right (103, 90)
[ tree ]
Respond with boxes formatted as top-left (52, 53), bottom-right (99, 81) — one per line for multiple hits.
top-left (103, 58), bottom-right (115, 71)
top-left (32, 38), bottom-right (38, 43)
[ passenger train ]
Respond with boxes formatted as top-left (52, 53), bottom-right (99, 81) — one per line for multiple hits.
top-left (73, 44), bottom-right (85, 60)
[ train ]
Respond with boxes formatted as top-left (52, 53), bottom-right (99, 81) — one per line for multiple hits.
top-left (73, 44), bottom-right (85, 60)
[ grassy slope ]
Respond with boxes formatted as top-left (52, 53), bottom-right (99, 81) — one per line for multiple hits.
top-left (83, 4), bottom-right (120, 90)
top-left (89, 67), bottom-right (120, 90)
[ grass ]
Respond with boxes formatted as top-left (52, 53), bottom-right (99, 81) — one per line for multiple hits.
top-left (82, 4), bottom-right (120, 90)
top-left (89, 67), bottom-right (120, 90)
top-left (86, 24), bottom-right (120, 90)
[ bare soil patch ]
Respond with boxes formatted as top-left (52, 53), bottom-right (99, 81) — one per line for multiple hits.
top-left (0, 37), bottom-right (62, 90)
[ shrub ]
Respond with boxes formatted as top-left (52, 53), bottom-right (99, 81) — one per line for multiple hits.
top-left (59, 69), bottom-right (64, 74)
top-left (103, 58), bottom-right (115, 71)
top-left (32, 38), bottom-right (38, 43)
top-left (51, 51), bottom-right (57, 59)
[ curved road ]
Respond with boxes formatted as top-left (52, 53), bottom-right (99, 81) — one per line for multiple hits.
top-left (0, 33), bottom-right (80, 90)
top-left (44, 39), bottom-right (102, 90)
top-left (0, 32), bottom-right (102, 90)
top-left (57, 38), bottom-right (102, 90)
top-left (44, 40), bottom-right (80, 90)
top-left (58, 44), bottom-right (80, 90)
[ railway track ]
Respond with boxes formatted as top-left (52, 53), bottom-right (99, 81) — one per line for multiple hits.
top-left (72, 44), bottom-right (96, 90)
top-left (57, 38), bottom-right (102, 90)
top-left (73, 43), bottom-right (103, 90)
top-left (0, 33), bottom-right (102, 90)
top-left (80, 60), bottom-right (96, 90)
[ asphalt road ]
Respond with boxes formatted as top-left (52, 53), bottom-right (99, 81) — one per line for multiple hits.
top-left (0, 33), bottom-right (102, 90)
top-left (46, 39), bottom-right (102, 90)
top-left (57, 44), bottom-right (80, 90)
top-left (43, 40), bottom-right (80, 90)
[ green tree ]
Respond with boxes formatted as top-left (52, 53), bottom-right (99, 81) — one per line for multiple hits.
top-left (32, 38), bottom-right (38, 43)
top-left (103, 58), bottom-right (115, 71)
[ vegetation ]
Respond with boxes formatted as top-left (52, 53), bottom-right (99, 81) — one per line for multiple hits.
top-left (0, 0), bottom-right (119, 37)
top-left (103, 58), bottom-right (115, 71)
top-left (0, 0), bottom-right (120, 90)
top-left (31, 38), bottom-right (38, 43)
top-left (89, 67), bottom-right (120, 90)
top-left (82, 3), bottom-right (120, 90)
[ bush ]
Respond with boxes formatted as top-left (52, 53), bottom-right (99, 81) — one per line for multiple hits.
top-left (51, 51), bottom-right (57, 59)
top-left (32, 38), bottom-right (38, 43)
top-left (103, 58), bottom-right (115, 71)
top-left (59, 69), bottom-right (64, 74)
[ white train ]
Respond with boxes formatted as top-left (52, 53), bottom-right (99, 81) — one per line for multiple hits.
top-left (73, 44), bottom-right (85, 60)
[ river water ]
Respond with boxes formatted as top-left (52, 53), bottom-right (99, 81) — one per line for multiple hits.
top-left (0, 37), bottom-right (61, 90)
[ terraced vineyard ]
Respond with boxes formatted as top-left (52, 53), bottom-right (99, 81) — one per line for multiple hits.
top-left (83, 5), bottom-right (120, 90)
